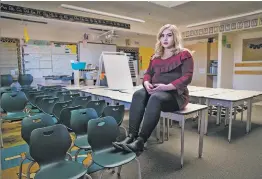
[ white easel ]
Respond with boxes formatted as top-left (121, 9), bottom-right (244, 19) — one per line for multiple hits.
top-left (96, 51), bottom-right (133, 90)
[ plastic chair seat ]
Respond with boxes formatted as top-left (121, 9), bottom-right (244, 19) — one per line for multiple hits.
top-left (34, 161), bottom-right (87, 179)
top-left (92, 147), bottom-right (136, 168)
top-left (2, 112), bottom-right (28, 121)
top-left (74, 135), bottom-right (91, 149)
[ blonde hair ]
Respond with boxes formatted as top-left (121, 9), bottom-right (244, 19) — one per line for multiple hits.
top-left (153, 24), bottom-right (191, 59)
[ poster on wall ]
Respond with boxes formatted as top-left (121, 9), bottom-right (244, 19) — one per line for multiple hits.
top-left (242, 37), bottom-right (262, 61)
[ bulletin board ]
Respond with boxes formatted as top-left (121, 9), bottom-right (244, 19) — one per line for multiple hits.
top-left (242, 37), bottom-right (262, 61)
top-left (0, 37), bottom-right (21, 75)
top-left (139, 47), bottom-right (154, 70)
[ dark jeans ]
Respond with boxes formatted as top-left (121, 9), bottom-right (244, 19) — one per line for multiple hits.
top-left (129, 88), bottom-right (179, 142)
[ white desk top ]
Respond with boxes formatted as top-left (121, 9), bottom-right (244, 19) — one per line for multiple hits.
top-left (190, 88), bottom-right (234, 98)
top-left (208, 91), bottom-right (254, 101)
top-left (64, 85), bottom-right (107, 90)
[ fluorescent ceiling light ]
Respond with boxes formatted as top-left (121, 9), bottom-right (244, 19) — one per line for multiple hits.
top-left (60, 4), bottom-right (145, 23)
top-left (150, 1), bottom-right (189, 8)
top-left (187, 9), bottom-right (262, 28)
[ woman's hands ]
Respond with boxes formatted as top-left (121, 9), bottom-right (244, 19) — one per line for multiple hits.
top-left (144, 81), bottom-right (176, 94)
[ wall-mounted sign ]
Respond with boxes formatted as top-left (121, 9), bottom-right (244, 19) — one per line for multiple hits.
top-left (1, 3), bottom-right (131, 29)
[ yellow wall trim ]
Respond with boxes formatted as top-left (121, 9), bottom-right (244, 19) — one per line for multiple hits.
top-left (234, 70), bottom-right (262, 75)
top-left (235, 62), bottom-right (262, 67)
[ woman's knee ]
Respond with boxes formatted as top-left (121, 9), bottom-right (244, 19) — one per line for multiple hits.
top-left (149, 92), bottom-right (168, 102)
top-left (133, 88), bottom-right (147, 99)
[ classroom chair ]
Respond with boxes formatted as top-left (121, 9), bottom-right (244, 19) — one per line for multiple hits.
top-left (86, 100), bottom-right (106, 117)
top-left (102, 105), bottom-right (127, 137)
top-left (64, 93), bottom-right (80, 101)
top-left (18, 74), bottom-right (33, 87)
top-left (38, 97), bottom-right (59, 115)
top-left (52, 100), bottom-right (73, 121)
top-left (34, 95), bottom-right (52, 109)
top-left (58, 105), bottom-right (83, 130)
top-left (0, 74), bottom-right (13, 87)
top-left (70, 108), bottom-right (98, 161)
top-left (19, 113), bottom-right (56, 179)
top-left (71, 96), bottom-right (92, 107)
top-left (0, 91), bottom-right (29, 147)
top-left (56, 90), bottom-right (71, 101)
top-left (88, 116), bottom-right (141, 179)
top-left (29, 124), bottom-right (92, 179)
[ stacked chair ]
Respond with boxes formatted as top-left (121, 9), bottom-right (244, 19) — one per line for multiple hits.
top-left (1, 85), bottom-right (142, 179)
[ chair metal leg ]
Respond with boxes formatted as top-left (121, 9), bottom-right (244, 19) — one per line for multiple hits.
top-left (162, 117), bottom-right (165, 143)
top-left (66, 152), bottom-right (73, 161)
top-left (0, 119), bottom-right (3, 148)
top-left (180, 117), bottom-right (185, 168)
top-left (99, 170), bottom-right (104, 179)
top-left (135, 158), bottom-right (142, 179)
top-left (117, 166), bottom-right (122, 176)
top-left (85, 173), bottom-right (93, 179)
top-left (27, 161), bottom-right (35, 179)
top-left (75, 148), bottom-right (83, 162)
top-left (18, 158), bottom-right (26, 179)
top-left (166, 118), bottom-right (170, 141)
top-left (155, 120), bottom-right (160, 141)
top-left (120, 126), bottom-right (128, 138)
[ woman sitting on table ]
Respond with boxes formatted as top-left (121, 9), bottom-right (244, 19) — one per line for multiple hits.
top-left (113, 24), bottom-right (194, 154)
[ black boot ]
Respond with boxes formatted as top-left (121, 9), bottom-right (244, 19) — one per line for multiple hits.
top-left (122, 137), bottom-right (144, 155)
top-left (112, 134), bottom-right (136, 150)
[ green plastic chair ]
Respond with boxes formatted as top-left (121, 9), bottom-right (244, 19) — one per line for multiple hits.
top-left (86, 100), bottom-right (106, 117)
top-left (58, 106), bottom-right (83, 130)
top-left (1, 91), bottom-right (29, 121)
top-left (0, 91), bottom-right (29, 148)
top-left (102, 105), bottom-right (127, 137)
top-left (88, 116), bottom-right (141, 178)
top-left (29, 124), bottom-right (92, 179)
top-left (70, 108), bottom-right (98, 161)
top-left (0, 87), bottom-right (12, 96)
top-left (0, 74), bottom-right (13, 87)
top-left (64, 93), bottom-right (80, 102)
top-left (38, 97), bottom-right (59, 115)
top-left (19, 113), bottom-right (55, 179)
top-left (52, 100), bottom-right (72, 121)
top-left (27, 91), bottom-right (44, 105)
top-left (56, 91), bottom-right (70, 101)
top-left (18, 74), bottom-right (33, 87)
top-left (71, 96), bottom-right (91, 107)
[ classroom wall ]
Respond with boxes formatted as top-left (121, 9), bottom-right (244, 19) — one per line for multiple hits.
top-left (185, 42), bottom-right (209, 87)
top-left (217, 33), bottom-right (234, 89)
top-left (233, 30), bottom-right (262, 91)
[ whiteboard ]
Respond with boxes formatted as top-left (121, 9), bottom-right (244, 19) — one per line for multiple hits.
top-left (79, 42), bottom-right (116, 67)
top-left (52, 54), bottom-right (77, 75)
top-left (103, 54), bottom-right (133, 90)
top-left (23, 45), bottom-right (52, 54)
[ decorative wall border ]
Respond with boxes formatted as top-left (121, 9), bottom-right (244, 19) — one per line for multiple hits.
top-left (182, 18), bottom-right (262, 39)
top-left (0, 37), bottom-right (21, 74)
top-left (1, 3), bottom-right (131, 29)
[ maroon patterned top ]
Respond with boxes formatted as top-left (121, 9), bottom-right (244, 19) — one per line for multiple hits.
top-left (143, 50), bottom-right (194, 109)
